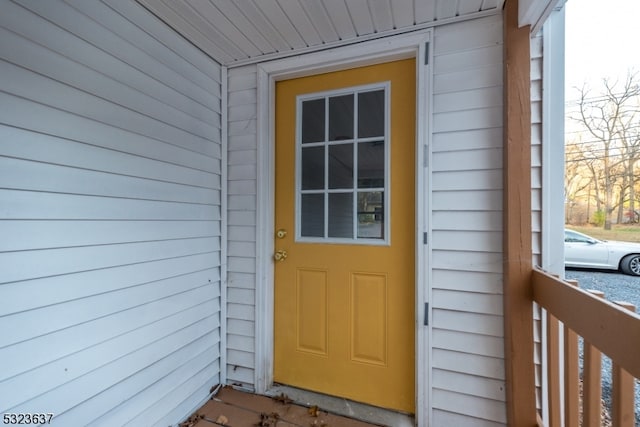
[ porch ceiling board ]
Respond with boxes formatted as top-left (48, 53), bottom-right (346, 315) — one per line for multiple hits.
top-left (136, 0), bottom-right (506, 67)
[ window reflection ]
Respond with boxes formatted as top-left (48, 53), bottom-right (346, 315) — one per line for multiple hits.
top-left (358, 90), bottom-right (384, 138)
top-left (302, 146), bottom-right (325, 190)
top-left (302, 98), bottom-right (325, 143)
top-left (358, 192), bottom-right (384, 239)
top-left (329, 193), bottom-right (353, 238)
top-left (301, 194), bottom-right (324, 237)
top-left (329, 144), bottom-right (354, 189)
top-left (358, 141), bottom-right (385, 188)
top-left (329, 94), bottom-right (354, 141)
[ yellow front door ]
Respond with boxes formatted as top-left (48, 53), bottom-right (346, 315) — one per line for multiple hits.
top-left (274, 59), bottom-right (416, 413)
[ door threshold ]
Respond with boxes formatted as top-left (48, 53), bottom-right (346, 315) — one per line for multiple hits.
top-left (265, 385), bottom-right (414, 427)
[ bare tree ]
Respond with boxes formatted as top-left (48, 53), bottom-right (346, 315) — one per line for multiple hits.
top-left (564, 137), bottom-right (596, 223)
top-left (573, 72), bottom-right (640, 229)
top-left (617, 104), bottom-right (640, 222)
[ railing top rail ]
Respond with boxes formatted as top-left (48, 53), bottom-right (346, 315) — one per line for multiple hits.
top-left (531, 268), bottom-right (640, 379)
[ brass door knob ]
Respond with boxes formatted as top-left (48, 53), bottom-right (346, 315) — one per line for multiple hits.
top-left (274, 250), bottom-right (288, 262)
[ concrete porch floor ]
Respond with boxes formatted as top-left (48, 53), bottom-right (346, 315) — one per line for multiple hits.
top-left (183, 386), bottom-right (414, 427)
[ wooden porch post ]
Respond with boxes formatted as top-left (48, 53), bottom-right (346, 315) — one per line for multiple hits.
top-left (503, 0), bottom-right (537, 426)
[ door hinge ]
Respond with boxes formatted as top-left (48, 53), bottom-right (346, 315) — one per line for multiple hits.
top-left (424, 42), bottom-right (429, 65)
top-left (423, 144), bottom-right (429, 167)
top-left (423, 232), bottom-right (428, 244)
top-left (424, 302), bottom-right (429, 326)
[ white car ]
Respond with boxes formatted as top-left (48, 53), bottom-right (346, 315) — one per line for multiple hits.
top-left (565, 229), bottom-right (640, 276)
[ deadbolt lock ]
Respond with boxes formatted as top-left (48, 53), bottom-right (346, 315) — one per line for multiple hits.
top-left (276, 229), bottom-right (287, 239)
top-left (274, 250), bottom-right (288, 262)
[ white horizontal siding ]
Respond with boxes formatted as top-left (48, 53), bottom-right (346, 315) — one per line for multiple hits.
top-left (0, 0), bottom-right (222, 425)
top-left (434, 370), bottom-right (505, 402)
top-left (433, 389), bottom-right (506, 424)
top-left (530, 31), bottom-right (545, 412)
top-left (430, 13), bottom-right (507, 425)
top-left (433, 409), bottom-right (506, 427)
top-left (432, 312), bottom-right (503, 343)
top-left (531, 32), bottom-right (544, 271)
top-left (226, 64), bottom-right (259, 388)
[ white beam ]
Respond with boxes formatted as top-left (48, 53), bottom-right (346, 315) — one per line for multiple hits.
top-left (519, 0), bottom-right (565, 34)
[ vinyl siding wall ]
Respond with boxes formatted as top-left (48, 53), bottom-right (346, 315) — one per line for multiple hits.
top-left (0, 1), bottom-right (223, 425)
top-left (430, 14), bottom-right (507, 425)
top-left (226, 64), bottom-right (259, 388)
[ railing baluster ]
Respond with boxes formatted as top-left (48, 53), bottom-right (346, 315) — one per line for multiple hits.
top-left (583, 290), bottom-right (605, 427)
top-left (564, 280), bottom-right (580, 427)
top-left (612, 301), bottom-right (636, 427)
top-left (546, 309), bottom-right (561, 426)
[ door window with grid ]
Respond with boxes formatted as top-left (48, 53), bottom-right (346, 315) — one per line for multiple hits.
top-left (296, 84), bottom-right (389, 244)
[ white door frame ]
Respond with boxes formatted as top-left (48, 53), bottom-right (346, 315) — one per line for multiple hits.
top-left (254, 29), bottom-right (433, 425)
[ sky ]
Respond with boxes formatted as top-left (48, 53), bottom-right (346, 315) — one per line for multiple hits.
top-left (564, 0), bottom-right (640, 103)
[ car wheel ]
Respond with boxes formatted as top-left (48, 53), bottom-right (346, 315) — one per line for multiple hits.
top-left (620, 254), bottom-right (640, 276)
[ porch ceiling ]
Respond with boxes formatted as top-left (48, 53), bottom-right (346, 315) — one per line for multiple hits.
top-left (136, 0), bottom-right (506, 67)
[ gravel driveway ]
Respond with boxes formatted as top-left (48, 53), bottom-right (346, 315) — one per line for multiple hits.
top-left (564, 269), bottom-right (640, 424)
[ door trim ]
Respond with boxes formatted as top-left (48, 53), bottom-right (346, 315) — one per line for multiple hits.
top-left (255, 29), bottom-right (433, 425)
